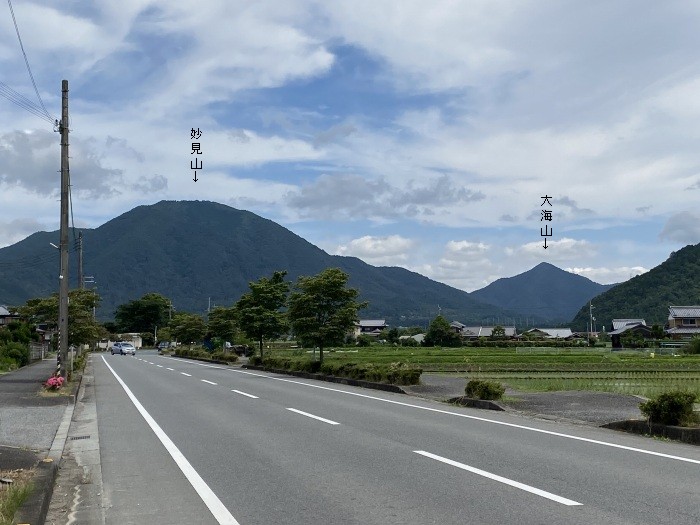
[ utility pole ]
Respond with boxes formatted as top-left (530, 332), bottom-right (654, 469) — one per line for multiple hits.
top-left (57, 79), bottom-right (70, 379)
top-left (588, 301), bottom-right (594, 347)
top-left (78, 231), bottom-right (84, 290)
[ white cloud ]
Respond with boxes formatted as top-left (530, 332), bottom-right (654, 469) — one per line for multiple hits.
top-left (335, 235), bottom-right (415, 265)
top-left (507, 237), bottom-right (597, 262)
top-left (566, 266), bottom-right (649, 285)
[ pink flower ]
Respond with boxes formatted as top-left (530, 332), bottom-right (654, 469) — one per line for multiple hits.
top-left (45, 375), bottom-right (65, 390)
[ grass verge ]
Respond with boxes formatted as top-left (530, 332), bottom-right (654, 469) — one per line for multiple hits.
top-left (0, 469), bottom-right (34, 525)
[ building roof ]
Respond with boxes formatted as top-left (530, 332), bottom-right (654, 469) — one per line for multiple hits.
top-left (0, 306), bottom-right (11, 316)
top-left (609, 323), bottom-right (651, 336)
top-left (358, 319), bottom-right (386, 328)
top-left (666, 327), bottom-right (700, 334)
top-left (612, 319), bottom-right (646, 331)
top-left (450, 321), bottom-right (466, 329)
top-left (527, 328), bottom-right (574, 339)
top-left (668, 306), bottom-right (700, 318)
top-left (462, 326), bottom-right (516, 337)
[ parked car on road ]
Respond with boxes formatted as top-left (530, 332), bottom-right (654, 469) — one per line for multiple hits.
top-left (111, 342), bottom-right (136, 356)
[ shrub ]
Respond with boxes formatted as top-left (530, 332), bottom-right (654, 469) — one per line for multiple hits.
top-left (356, 335), bottom-right (373, 347)
top-left (465, 379), bottom-right (505, 400)
top-left (639, 391), bottom-right (697, 426)
top-left (0, 342), bottom-right (29, 367)
top-left (683, 337), bottom-right (700, 355)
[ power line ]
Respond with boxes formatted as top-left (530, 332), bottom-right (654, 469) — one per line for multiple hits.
top-left (0, 81), bottom-right (54, 124)
top-left (6, 0), bottom-right (54, 122)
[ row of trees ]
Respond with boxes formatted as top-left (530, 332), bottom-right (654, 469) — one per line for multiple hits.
top-left (110, 268), bottom-right (366, 364)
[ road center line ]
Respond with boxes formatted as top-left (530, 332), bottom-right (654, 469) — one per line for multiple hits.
top-left (166, 368), bottom-right (174, 371)
top-left (286, 408), bottom-right (340, 425)
top-left (231, 390), bottom-right (258, 399)
top-left (156, 365), bottom-right (163, 368)
top-left (201, 379), bottom-right (218, 385)
top-left (100, 356), bottom-right (240, 525)
top-left (181, 372), bottom-right (192, 377)
top-left (414, 450), bottom-right (582, 506)
top-left (229, 369), bottom-right (700, 465)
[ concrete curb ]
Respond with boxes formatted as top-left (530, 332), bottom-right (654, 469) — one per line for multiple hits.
top-left (241, 365), bottom-right (407, 394)
top-left (13, 367), bottom-right (84, 525)
top-left (447, 396), bottom-right (505, 411)
top-left (601, 419), bottom-right (700, 445)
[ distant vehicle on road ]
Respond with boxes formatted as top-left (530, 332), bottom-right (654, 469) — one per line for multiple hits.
top-left (157, 341), bottom-right (170, 350)
top-left (111, 342), bottom-right (136, 356)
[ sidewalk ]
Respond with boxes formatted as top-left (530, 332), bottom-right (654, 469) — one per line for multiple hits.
top-left (0, 357), bottom-right (78, 524)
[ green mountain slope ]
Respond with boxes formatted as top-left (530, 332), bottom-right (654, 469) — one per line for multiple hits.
top-left (570, 244), bottom-right (700, 330)
top-left (0, 200), bottom-right (518, 326)
top-left (470, 262), bottom-right (615, 323)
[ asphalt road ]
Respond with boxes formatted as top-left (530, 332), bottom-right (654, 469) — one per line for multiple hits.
top-left (94, 351), bottom-right (700, 525)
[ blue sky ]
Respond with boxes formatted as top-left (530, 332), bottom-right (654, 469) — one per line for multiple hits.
top-left (1, 1), bottom-right (700, 292)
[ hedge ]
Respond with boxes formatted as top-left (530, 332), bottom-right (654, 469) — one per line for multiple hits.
top-left (261, 357), bottom-right (421, 385)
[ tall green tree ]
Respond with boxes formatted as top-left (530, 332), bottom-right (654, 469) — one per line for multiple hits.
top-left (115, 293), bottom-right (170, 333)
top-left (287, 268), bottom-right (366, 364)
top-left (207, 306), bottom-right (238, 343)
top-left (234, 271), bottom-right (290, 360)
top-left (18, 289), bottom-right (102, 347)
top-left (170, 312), bottom-right (206, 348)
top-left (423, 315), bottom-right (461, 347)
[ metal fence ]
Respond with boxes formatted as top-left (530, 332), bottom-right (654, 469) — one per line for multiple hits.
top-left (29, 341), bottom-right (48, 361)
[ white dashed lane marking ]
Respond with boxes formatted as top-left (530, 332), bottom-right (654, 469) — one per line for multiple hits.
top-left (231, 390), bottom-right (258, 399)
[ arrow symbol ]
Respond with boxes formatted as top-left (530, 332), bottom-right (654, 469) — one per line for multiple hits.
top-left (543, 238), bottom-right (548, 249)
top-left (193, 172), bottom-right (199, 182)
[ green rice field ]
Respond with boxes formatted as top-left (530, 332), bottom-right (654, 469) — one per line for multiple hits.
top-left (267, 345), bottom-right (700, 397)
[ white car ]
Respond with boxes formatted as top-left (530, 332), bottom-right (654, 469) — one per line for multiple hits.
top-left (111, 342), bottom-right (136, 355)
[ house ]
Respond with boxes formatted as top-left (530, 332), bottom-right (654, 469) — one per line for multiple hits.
top-left (608, 319), bottom-right (652, 348)
top-left (524, 328), bottom-right (574, 340)
top-left (354, 319), bottom-right (387, 338)
top-left (666, 306), bottom-right (700, 340)
top-left (450, 321), bottom-right (466, 334)
top-left (398, 334), bottom-right (425, 344)
top-left (461, 326), bottom-right (517, 338)
top-left (0, 305), bottom-right (20, 326)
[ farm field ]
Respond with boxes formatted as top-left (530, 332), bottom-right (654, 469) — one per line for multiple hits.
top-left (265, 345), bottom-right (700, 397)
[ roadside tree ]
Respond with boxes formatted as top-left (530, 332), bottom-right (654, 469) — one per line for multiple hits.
top-left (287, 268), bottom-right (366, 365)
top-left (234, 271), bottom-right (290, 360)
top-left (170, 313), bottom-right (206, 349)
top-left (207, 306), bottom-right (238, 344)
top-left (115, 293), bottom-right (171, 334)
top-left (18, 289), bottom-right (102, 347)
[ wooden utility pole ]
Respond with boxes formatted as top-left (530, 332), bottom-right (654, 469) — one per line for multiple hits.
top-left (58, 79), bottom-right (70, 379)
top-left (78, 231), bottom-right (84, 289)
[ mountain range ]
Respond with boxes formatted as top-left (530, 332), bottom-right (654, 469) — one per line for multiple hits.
top-left (0, 200), bottom-right (614, 327)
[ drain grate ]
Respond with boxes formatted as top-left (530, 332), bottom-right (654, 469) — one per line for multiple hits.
top-left (70, 435), bottom-right (91, 441)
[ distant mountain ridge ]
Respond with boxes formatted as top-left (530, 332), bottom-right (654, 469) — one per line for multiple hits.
top-left (570, 244), bottom-right (700, 331)
top-left (0, 201), bottom-right (625, 327)
top-left (0, 200), bottom-right (520, 326)
top-left (470, 262), bottom-right (616, 323)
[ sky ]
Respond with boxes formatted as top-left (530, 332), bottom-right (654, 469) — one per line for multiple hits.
top-left (1, 1), bottom-right (699, 293)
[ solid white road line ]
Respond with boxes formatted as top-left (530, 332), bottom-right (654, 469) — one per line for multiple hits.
top-left (286, 408), bottom-right (340, 425)
top-left (229, 369), bottom-right (700, 466)
top-left (414, 450), bottom-right (582, 506)
top-left (100, 356), bottom-right (240, 525)
top-left (166, 368), bottom-right (174, 371)
top-left (157, 365), bottom-right (163, 368)
top-left (231, 390), bottom-right (259, 399)
top-left (181, 372), bottom-right (192, 377)
top-left (201, 379), bottom-right (218, 385)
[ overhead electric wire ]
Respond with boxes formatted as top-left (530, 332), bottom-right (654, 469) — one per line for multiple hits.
top-left (6, 0), bottom-right (54, 122)
top-left (0, 81), bottom-right (54, 124)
